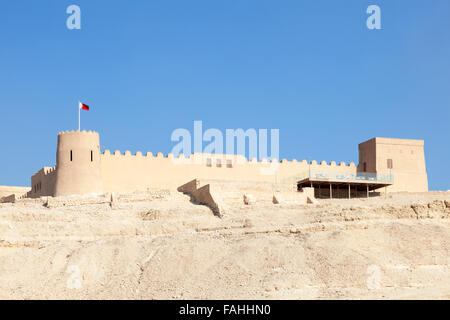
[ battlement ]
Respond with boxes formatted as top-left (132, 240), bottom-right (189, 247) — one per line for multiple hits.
top-left (57, 130), bottom-right (99, 136)
top-left (44, 166), bottom-right (56, 175)
top-left (100, 149), bottom-right (355, 167)
top-left (103, 150), bottom-right (166, 158)
top-left (31, 166), bottom-right (57, 178)
top-left (311, 160), bottom-right (356, 167)
top-left (279, 159), bottom-right (355, 167)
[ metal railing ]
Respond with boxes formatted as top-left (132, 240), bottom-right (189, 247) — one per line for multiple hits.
top-left (283, 170), bottom-right (393, 184)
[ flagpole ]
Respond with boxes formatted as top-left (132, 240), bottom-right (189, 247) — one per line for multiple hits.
top-left (78, 101), bottom-right (80, 131)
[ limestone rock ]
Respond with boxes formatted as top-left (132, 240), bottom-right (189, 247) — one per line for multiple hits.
top-left (428, 200), bottom-right (445, 212)
top-left (273, 194), bottom-right (283, 205)
top-left (411, 201), bottom-right (445, 219)
top-left (0, 194), bottom-right (16, 204)
top-left (243, 194), bottom-right (255, 205)
top-left (411, 203), bottom-right (429, 218)
top-left (141, 209), bottom-right (160, 221)
top-left (243, 218), bottom-right (253, 228)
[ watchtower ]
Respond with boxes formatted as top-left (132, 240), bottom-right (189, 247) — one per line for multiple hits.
top-left (358, 137), bottom-right (428, 192)
top-left (54, 130), bottom-right (104, 196)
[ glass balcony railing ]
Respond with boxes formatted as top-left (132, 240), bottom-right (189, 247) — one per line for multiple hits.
top-left (285, 170), bottom-right (393, 184)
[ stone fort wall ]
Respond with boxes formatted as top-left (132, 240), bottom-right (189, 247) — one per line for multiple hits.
top-left (27, 130), bottom-right (428, 198)
top-left (100, 150), bottom-right (356, 193)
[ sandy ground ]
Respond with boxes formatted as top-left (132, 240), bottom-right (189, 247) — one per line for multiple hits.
top-left (0, 183), bottom-right (449, 300)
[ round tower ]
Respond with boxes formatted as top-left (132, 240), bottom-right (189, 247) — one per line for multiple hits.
top-left (54, 130), bottom-right (104, 196)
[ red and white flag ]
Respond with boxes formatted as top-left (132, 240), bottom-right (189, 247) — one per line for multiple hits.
top-left (79, 102), bottom-right (90, 111)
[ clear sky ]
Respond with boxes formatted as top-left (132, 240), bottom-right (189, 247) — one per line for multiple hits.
top-left (0, 0), bottom-right (449, 190)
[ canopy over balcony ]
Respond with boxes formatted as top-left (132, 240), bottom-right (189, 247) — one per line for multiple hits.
top-left (294, 170), bottom-right (393, 198)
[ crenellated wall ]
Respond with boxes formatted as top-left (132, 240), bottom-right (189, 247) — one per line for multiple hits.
top-left (26, 131), bottom-right (426, 197)
top-left (99, 149), bottom-right (356, 192)
top-left (29, 166), bottom-right (57, 198)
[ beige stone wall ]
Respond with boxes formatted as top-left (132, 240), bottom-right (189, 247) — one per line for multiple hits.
top-left (29, 167), bottom-right (56, 198)
top-left (375, 138), bottom-right (428, 192)
top-left (54, 131), bottom-right (104, 196)
top-left (26, 131), bottom-right (427, 197)
top-left (100, 151), bottom-right (356, 192)
top-left (358, 139), bottom-right (377, 173)
top-left (358, 137), bottom-right (428, 192)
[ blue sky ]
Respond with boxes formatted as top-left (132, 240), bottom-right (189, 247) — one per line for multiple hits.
top-left (0, 0), bottom-right (449, 190)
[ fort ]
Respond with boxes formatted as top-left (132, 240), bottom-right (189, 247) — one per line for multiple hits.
top-left (22, 130), bottom-right (428, 200)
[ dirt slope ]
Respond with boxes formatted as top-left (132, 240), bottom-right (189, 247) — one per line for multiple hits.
top-left (0, 187), bottom-right (449, 299)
